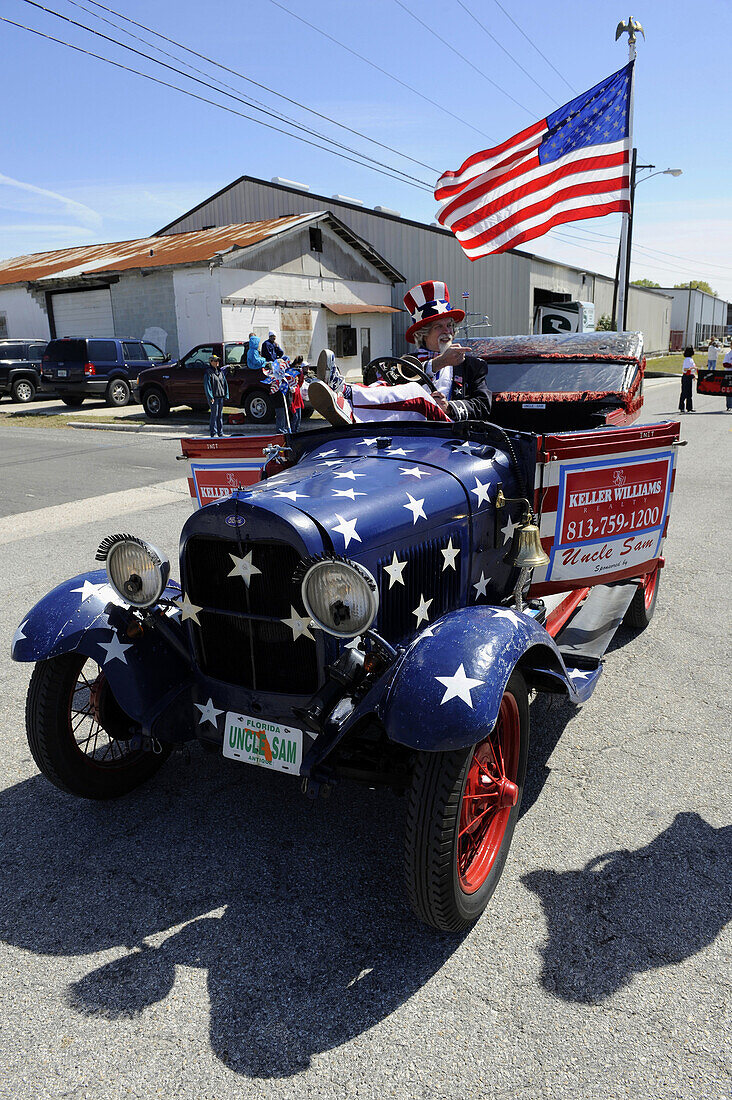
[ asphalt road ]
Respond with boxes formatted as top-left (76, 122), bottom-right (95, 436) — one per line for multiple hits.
top-left (0, 382), bottom-right (729, 1099)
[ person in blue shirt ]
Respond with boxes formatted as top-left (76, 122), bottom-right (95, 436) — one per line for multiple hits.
top-left (246, 335), bottom-right (269, 371)
top-left (261, 332), bottom-right (285, 362)
top-left (203, 354), bottom-right (229, 437)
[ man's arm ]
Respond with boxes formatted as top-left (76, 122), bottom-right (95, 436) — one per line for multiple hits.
top-left (447, 355), bottom-right (492, 421)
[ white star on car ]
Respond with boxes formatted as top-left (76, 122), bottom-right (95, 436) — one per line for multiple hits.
top-left (441, 538), bottom-right (460, 571)
top-left (97, 632), bottom-right (133, 665)
top-left (281, 606), bottom-right (315, 641)
top-left (404, 493), bottom-right (426, 524)
top-left (491, 607), bottom-right (524, 626)
top-left (332, 488), bottom-right (366, 500)
top-left (334, 470), bottom-right (366, 481)
top-left (228, 551), bottom-right (262, 586)
top-left (435, 663), bottom-right (485, 708)
top-left (315, 449), bottom-right (339, 458)
top-left (384, 552), bottom-right (407, 588)
top-left (331, 514), bottom-right (361, 548)
top-left (399, 466), bottom-right (427, 479)
top-left (13, 620), bottom-right (28, 645)
top-left (194, 697), bottom-right (224, 727)
top-left (72, 579), bottom-right (112, 603)
top-left (501, 515), bottom-right (519, 543)
top-left (473, 571), bottom-right (490, 598)
top-left (174, 593), bottom-right (202, 625)
top-left (356, 438), bottom-right (379, 446)
top-left (471, 477), bottom-right (492, 506)
top-left (412, 594), bottom-right (433, 626)
top-left (569, 668), bottom-right (594, 680)
top-left (274, 490), bottom-right (308, 500)
top-left (387, 447), bottom-right (413, 457)
top-left (317, 460), bottom-right (342, 467)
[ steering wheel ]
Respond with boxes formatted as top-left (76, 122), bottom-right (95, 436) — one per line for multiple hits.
top-left (362, 355), bottom-right (437, 392)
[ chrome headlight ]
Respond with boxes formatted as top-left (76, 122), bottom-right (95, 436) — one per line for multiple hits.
top-left (96, 534), bottom-right (170, 607)
top-left (300, 558), bottom-right (378, 638)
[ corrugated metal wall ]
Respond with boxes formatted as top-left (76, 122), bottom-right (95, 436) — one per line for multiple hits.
top-left (159, 176), bottom-right (671, 352)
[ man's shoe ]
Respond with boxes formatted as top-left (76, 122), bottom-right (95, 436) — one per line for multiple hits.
top-left (316, 349), bottom-right (346, 394)
top-left (308, 379), bottom-right (354, 426)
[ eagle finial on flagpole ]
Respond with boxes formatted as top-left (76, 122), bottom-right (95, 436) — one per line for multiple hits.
top-left (615, 16), bottom-right (645, 47)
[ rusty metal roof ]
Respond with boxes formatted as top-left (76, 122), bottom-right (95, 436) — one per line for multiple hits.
top-left (0, 214), bottom-right (322, 286)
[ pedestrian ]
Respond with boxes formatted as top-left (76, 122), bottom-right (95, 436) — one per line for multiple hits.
top-left (203, 354), bottom-right (228, 437)
top-left (268, 357), bottom-right (303, 434)
top-left (678, 345), bottom-right (697, 413)
top-left (723, 345), bottom-right (732, 411)
top-left (289, 356), bottom-right (305, 433)
top-left (262, 331), bottom-right (285, 362)
top-left (707, 338), bottom-right (719, 370)
top-left (307, 280), bottom-right (492, 426)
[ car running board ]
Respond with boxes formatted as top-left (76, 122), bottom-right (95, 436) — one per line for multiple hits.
top-left (555, 582), bottom-right (637, 668)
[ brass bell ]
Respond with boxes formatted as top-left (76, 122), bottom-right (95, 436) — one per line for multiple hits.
top-left (503, 514), bottom-right (550, 569)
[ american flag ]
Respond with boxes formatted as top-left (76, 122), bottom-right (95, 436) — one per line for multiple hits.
top-left (435, 63), bottom-right (633, 260)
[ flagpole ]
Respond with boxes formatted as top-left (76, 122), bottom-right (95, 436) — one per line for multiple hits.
top-left (614, 17), bottom-right (643, 331)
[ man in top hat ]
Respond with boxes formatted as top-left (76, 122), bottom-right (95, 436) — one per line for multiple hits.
top-left (307, 280), bottom-right (492, 426)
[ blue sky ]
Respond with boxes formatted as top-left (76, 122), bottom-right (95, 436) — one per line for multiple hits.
top-left (3, 0), bottom-right (732, 299)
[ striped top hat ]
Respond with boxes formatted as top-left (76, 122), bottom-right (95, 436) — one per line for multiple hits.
top-left (403, 280), bottom-right (465, 343)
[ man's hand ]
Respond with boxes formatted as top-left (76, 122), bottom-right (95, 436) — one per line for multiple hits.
top-left (431, 392), bottom-right (450, 412)
top-left (432, 344), bottom-right (467, 370)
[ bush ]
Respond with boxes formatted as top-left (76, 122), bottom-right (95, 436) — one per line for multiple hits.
top-left (596, 314), bottom-right (615, 331)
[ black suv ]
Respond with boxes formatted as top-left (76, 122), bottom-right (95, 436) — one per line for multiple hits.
top-left (0, 339), bottom-right (47, 403)
top-left (41, 337), bottom-right (167, 407)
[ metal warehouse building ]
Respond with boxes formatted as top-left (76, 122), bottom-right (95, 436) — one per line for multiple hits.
top-left (653, 286), bottom-right (729, 350)
top-left (158, 174), bottom-right (673, 354)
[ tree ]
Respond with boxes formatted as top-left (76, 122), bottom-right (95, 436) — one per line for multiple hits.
top-left (631, 278), bottom-right (660, 288)
top-left (596, 314), bottom-right (615, 331)
top-left (673, 280), bottom-right (716, 296)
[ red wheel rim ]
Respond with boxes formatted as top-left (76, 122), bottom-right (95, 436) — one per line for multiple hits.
top-left (457, 692), bottom-right (521, 894)
top-left (642, 567), bottom-right (658, 610)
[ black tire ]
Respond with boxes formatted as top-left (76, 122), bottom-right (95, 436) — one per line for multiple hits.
top-left (106, 378), bottom-right (131, 407)
top-left (142, 386), bottom-right (170, 419)
top-left (11, 377), bottom-right (36, 403)
top-left (624, 565), bottom-right (660, 630)
top-left (404, 668), bottom-right (529, 932)
top-left (25, 653), bottom-right (170, 799)
top-left (61, 396), bottom-right (84, 407)
top-left (244, 390), bottom-right (276, 424)
top-left (301, 406), bottom-right (314, 419)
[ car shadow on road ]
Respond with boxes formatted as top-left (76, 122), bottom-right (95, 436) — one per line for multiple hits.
top-left (0, 755), bottom-right (464, 1078)
top-left (521, 692), bottom-right (577, 818)
top-left (522, 812), bottom-right (731, 1003)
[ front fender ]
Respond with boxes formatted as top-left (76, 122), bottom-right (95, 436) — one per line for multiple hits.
top-left (12, 570), bottom-right (193, 735)
top-left (380, 606), bottom-right (586, 753)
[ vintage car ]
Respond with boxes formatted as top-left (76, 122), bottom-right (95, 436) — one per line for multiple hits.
top-left (12, 333), bottom-right (681, 932)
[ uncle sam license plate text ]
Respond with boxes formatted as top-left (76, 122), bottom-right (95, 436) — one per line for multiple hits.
top-left (223, 713), bottom-right (303, 775)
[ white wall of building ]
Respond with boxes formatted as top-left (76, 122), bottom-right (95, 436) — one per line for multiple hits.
top-left (172, 268), bottom-right (224, 354)
top-left (0, 285), bottom-right (51, 339)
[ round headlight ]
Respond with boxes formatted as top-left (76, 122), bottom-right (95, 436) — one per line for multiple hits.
top-left (96, 534), bottom-right (170, 607)
top-left (301, 558), bottom-right (378, 638)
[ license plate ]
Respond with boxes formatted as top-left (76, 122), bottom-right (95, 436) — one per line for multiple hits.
top-left (223, 712), bottom-right (302, 775)
top-left (57, 369), bottom-right (67, 378)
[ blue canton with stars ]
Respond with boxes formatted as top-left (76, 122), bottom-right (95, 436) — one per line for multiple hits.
top-left (539, 62), bottom-right (632, 165)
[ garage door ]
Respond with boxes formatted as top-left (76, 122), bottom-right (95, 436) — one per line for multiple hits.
top-left (52, 288), bottom-right (114, 337)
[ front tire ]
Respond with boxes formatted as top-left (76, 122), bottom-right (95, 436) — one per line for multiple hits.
top-left (61, 396), bottom-right (84, 407)
top-left (25, 654), bottom-right (170, 799)
top-left (106, 378), bottom-right (131, 407)
top-left (404, 669), bottom-right (529, 931)
top-left (142, 386), bottom-right (170, 419)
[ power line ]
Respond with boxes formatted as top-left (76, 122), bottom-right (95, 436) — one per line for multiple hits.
top-left (547, 229), bottom-right (731, 284)
top-left (392, 0), bottom-right (539, 117)
top-left (554, 223), bottom-right (732, 277)
top-left (266, 0), bottom-right (495, 142)
top-left (19, 0), bottom-right (433, 191)
top-left (453, 0), bottom-right (560, 106)
top-left (2, 16), bottom-right (434, 192)
top-left (71, 0), bottom-right (441, 176)
top-left (489, 0), bottom-right (578, 94)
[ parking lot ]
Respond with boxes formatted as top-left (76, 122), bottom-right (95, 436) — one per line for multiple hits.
top-left (0, 379), bottom-right (729, 1099)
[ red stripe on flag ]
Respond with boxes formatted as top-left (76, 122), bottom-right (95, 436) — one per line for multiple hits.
top-left (465, 199), bottom-right (630, 258)
top-left (435, 119), bottom-right (546, 198)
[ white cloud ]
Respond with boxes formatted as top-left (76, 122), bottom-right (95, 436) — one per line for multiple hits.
top-left (0, 175), bottom-right (102, 229)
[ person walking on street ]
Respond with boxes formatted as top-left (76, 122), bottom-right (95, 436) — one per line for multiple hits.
top-left (679, 345), bottom-right (697, 413)
top-left (262, 332), bottom-right (285, 362)
top-left (723, 345), bottom-right (732, 411)
top-left (204, 354), bottom-right (229, 437)
top-left (707, 338), bottom-right (719, 370)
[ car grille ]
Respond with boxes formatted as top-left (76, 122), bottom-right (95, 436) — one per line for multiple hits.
top-left (183, 536), bottom-right (318, 693)
top-left (376, 534), bottom-right (463, 642)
